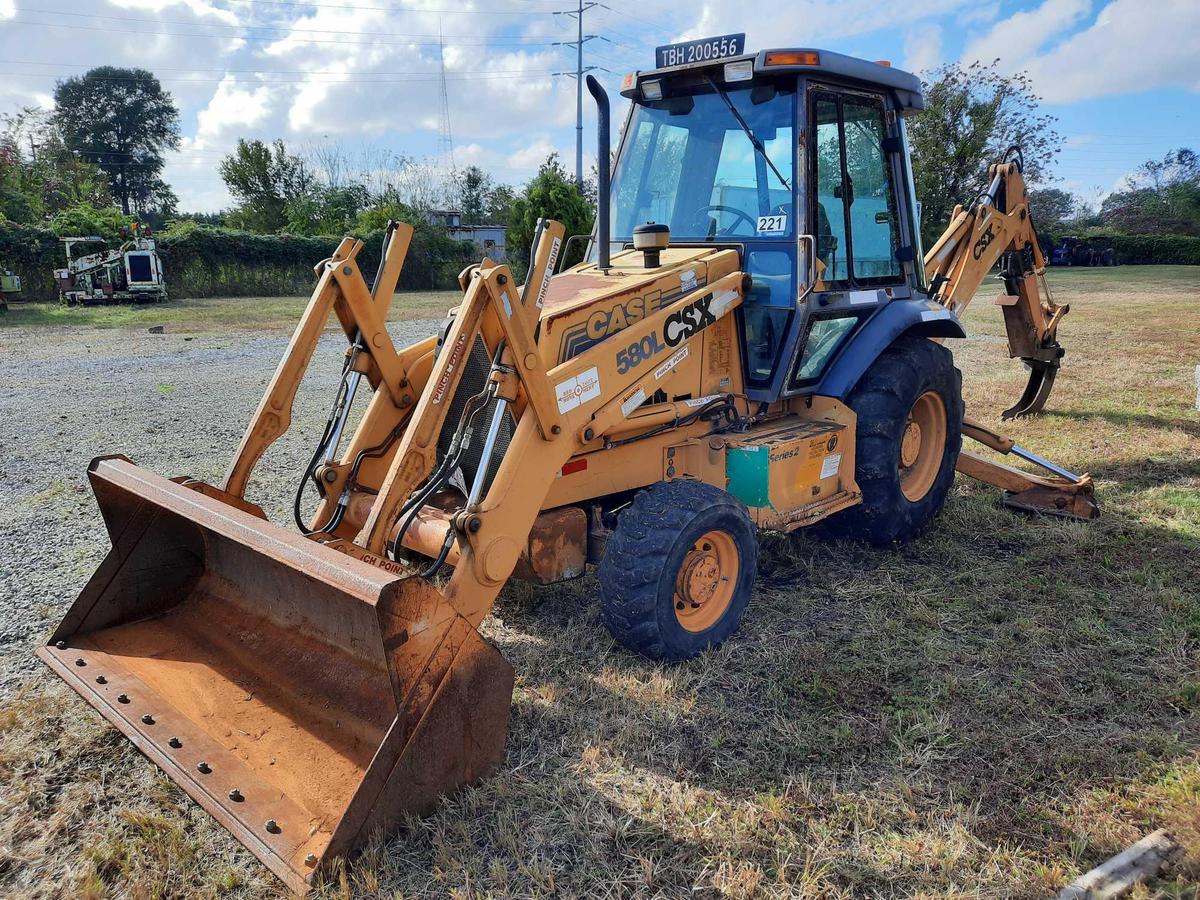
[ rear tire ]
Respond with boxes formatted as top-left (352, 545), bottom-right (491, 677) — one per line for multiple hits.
top-left (598, 480), bottom-right (756, 661)
top-left (820, 335), bottom-right (963, 545)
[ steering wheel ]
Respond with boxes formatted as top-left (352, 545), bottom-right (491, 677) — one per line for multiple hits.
top-left (691, 204), bottom-right (756, 237)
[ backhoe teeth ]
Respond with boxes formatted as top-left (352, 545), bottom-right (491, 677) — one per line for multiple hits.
top-left (1002, 359), bottom-right (1059, 420)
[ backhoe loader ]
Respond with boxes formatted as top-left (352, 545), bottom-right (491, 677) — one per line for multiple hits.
top-left (40, 41), bottom-right (1098, 892)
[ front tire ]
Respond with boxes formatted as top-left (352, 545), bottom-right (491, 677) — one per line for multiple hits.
top-left (598, 480), bottom-right (757, 661)
top-left (821, 335), bottom-right (963, 545)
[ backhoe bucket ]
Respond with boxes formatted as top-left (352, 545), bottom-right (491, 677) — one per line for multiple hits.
top-left (38, 456), bottom-right (514, 894)
top-left (1002, 358), bottom-right (1059, 419)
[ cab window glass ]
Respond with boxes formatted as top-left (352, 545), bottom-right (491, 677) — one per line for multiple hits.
top-left (814, 98), bottom-right (848, 282)
top-left (811, 91), bottom-right (901, 285)
top-left (843, 99), bottom-right (901, 279)
top-left (740, 248), bottom-right (794, 386)
top-left (793, 316), bottom-right (859, 383)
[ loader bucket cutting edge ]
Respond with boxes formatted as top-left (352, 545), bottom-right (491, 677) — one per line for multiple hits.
top-left (38, 456), bottom-right (514, 894)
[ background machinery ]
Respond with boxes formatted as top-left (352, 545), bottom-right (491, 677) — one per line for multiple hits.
top-left (40, 41), bottom-right (1097, 892)
top-left (55, 225), bottom-right (167, 304)
top-left (0, 267), bottom-right (20, 312)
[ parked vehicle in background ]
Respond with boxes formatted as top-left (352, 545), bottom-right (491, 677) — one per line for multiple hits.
top-left (55, 225), bottom-right (168, 305)
top-left (0, 268), bottom-right (21, 312)
top-left (1049, 236), bottom-right (1118, 267)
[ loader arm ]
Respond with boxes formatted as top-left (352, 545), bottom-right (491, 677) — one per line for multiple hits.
top-left (923, 151), bottom-right (1067, 418)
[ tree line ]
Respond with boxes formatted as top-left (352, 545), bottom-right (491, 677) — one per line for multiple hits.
top-left (1, 63), bottom-right (1196, 301)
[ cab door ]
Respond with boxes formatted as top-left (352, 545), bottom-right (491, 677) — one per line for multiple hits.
top-left (787, 85), bottom-right (910, 393)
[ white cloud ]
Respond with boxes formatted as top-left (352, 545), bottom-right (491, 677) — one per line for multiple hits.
top-left (960, 0), bottom-right (1091, 69)
top-left (196, 77), bottom-right (273, 137)
top-left (675, 0), bottom-right (974, 48)
top-left (969, 0), bottom-right (1200, 104)
top-left (506, 135), bottom-right (562, 170)
top-left (903, 23), bottom-right (944, 75)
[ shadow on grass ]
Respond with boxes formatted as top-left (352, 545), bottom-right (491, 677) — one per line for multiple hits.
top-left (1051, 406), bottom-right (1200, 440)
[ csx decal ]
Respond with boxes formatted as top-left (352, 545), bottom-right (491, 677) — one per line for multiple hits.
top-left (971, 222), bottom-right (997, 260)
top-left (559, 290), bottom-right (675, 360)
top-left (615, 294), bottom-right (716, 374)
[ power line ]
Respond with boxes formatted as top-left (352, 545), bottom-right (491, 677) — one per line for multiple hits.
top-left (552, 0), bottom-right (611, 184)
top-left (0, 68), bottom-right (559, 84)
top-left (4, 15), bottom-right (570, 48)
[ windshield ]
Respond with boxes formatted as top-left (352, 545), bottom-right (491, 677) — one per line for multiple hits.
top-left (611, 83), bottom-right (795, 242)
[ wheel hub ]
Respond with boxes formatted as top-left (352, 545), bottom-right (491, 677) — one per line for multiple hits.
top-left (900, 420), bottom-right (922, 467)
top-left (898, 390), bottom-right (948, 502)
top-left (674, 530), bottom-right (739, 633)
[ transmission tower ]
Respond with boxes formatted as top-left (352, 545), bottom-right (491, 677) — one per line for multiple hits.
top-left (436, 20), bottom-right (456, 173)
top-left (553, 1), bottom-right (610, 185)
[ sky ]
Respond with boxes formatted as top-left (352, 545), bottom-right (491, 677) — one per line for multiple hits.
top-left (0, 0), bottom-right (1196, 213)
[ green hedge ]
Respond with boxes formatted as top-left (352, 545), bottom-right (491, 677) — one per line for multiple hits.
top-left (0, 222), bottom-right (480, 301)
top-left (0, 222), bottom-right (64, 300)
top-left (1107, 233), bottom-right (1200, 265)
top-left (1039, 226), bottom-right (1200, 265)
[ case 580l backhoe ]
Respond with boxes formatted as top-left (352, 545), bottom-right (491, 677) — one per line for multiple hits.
top-left (40, 40), bottom-right (1098, 892)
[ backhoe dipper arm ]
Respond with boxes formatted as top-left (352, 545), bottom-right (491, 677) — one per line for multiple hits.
top-left (923, 153), bottom-right (1068, 418)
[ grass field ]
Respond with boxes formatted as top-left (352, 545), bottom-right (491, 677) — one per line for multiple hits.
top-left (0, 266), bottom-right (1197, 898)
top-left (0, 289), bottom-right (461, 332)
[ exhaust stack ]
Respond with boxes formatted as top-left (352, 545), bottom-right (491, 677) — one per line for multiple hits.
top-left (586, 74), bottom-right (611, 272)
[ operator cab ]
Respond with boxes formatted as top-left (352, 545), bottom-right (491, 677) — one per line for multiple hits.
top-left (606, 39), bottom-right (928, 403)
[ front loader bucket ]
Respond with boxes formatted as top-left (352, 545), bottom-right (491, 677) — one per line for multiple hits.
top-left (38, 456), bottom-right (514, 894)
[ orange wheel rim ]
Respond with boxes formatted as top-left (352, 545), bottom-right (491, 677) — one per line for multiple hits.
top-left (899, 390), bottom-right (947, 502)
top-left (674, 529), bottom-right (739, 633)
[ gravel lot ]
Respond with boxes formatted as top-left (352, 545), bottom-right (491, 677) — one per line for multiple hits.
top-left (0, 318), bottom-right (440, 693)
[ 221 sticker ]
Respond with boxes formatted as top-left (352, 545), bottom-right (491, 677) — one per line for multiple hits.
top-left (756, 214), bottom-right (787, 234)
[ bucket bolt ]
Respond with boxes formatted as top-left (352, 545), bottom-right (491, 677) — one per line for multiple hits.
top-left (228, 788), bottom-right (244, 802)
top-left (197, 761), bottom-right (212, 774)
top-left (304, 854), bottom-right (318, 868)
top-left (74, 658), bottom-right (87, 667)
top-left (95, 675), bottom-right (107, 685)
top-left (54, 640), bottom-right (66, 650)
top-left (265, 819), bottom-right (281, 834)
top-left (117, 694), bottom-right (130, 704)
top-left (141, 714), bottom-right (155, 725)
top-left (168, 737), bottom-right (182, 749)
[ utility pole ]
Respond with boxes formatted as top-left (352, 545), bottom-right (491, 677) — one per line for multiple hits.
top-left (553, 1), bottom-right (610, 185)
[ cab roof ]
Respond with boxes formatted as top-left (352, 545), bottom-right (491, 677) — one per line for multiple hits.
top-left (621, 47), bottom-right (925, 115)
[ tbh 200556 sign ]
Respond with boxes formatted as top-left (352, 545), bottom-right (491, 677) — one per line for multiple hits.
top-left (655, 34), bottom-right (745, 69)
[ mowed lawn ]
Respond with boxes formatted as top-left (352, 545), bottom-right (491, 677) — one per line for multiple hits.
top-left (0, 266), bottom-right (1198, 898)
top-left (0, 289), bottom-right (462, 333)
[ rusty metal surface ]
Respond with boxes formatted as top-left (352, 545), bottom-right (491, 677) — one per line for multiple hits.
top-left (41, 457), bottom-right (516, 894)
top-left (513, 505), bottom-right (587, 584)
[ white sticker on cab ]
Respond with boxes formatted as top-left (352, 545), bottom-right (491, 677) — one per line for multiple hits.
top-left (756, 214), bottom-right (787, 234)
top-left (820, 453), bottom-right (842, 480)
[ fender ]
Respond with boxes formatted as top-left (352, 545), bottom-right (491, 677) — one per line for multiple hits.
top-left (815, 297), bottom-right (966, 400)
